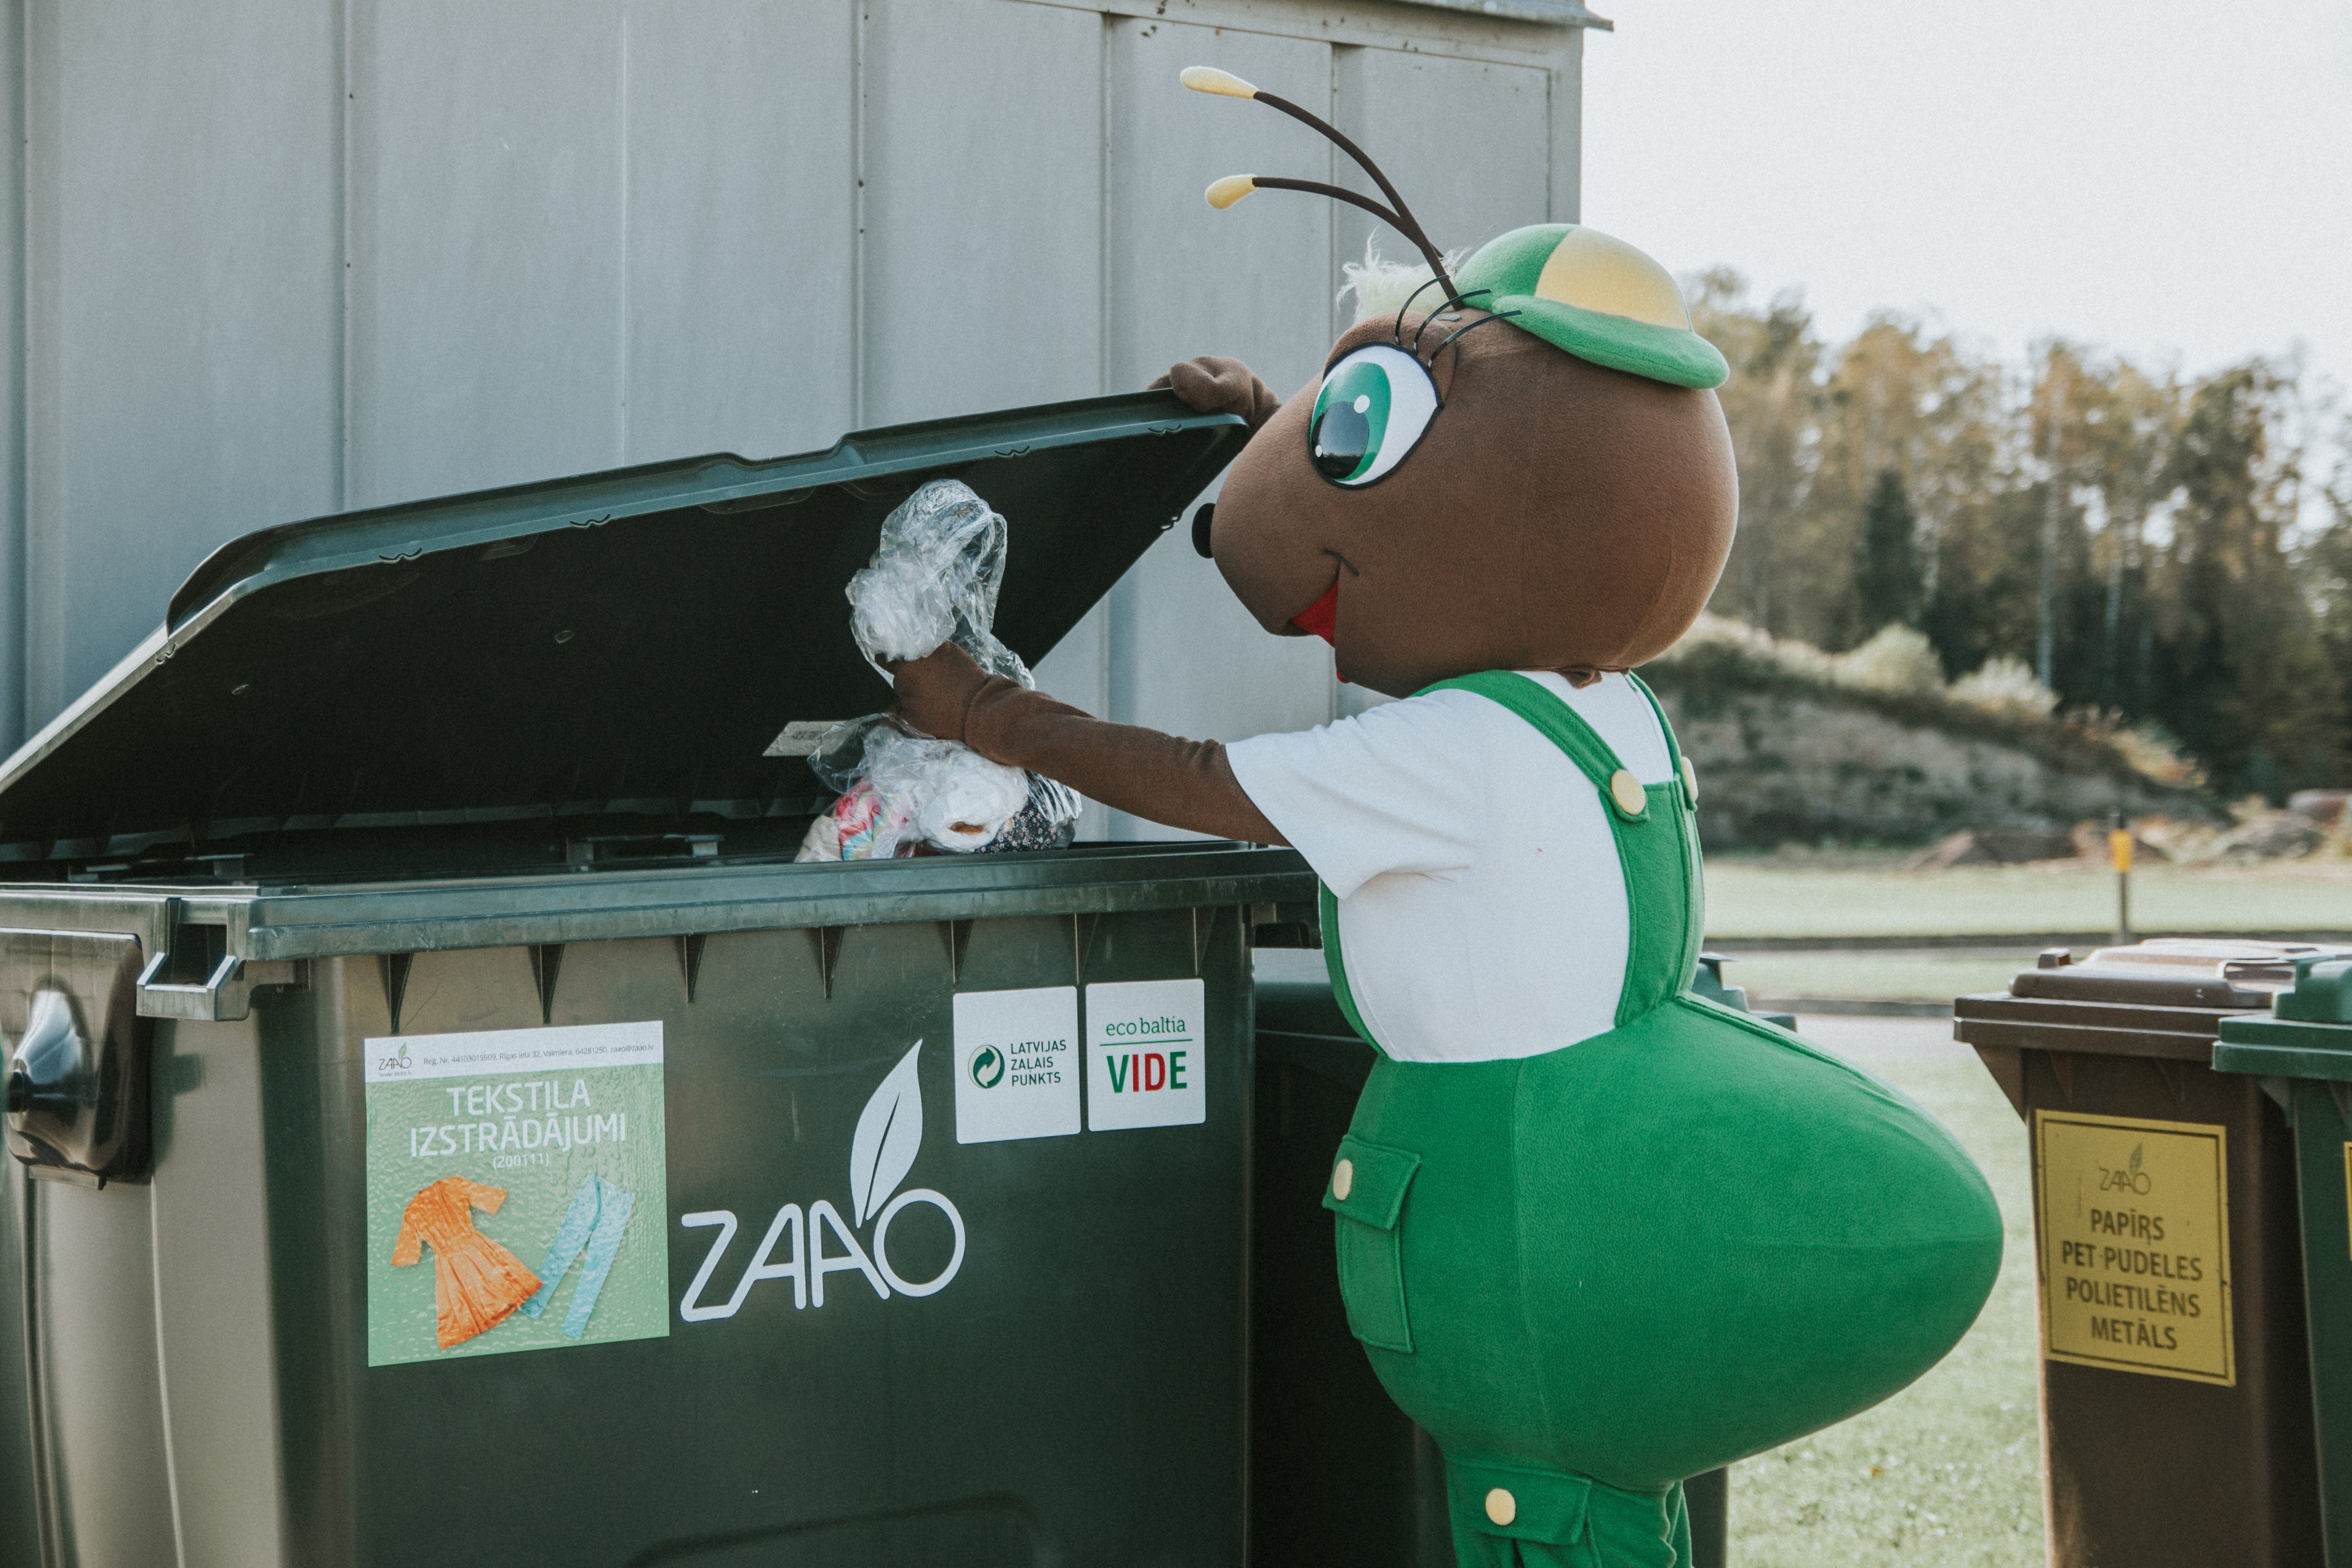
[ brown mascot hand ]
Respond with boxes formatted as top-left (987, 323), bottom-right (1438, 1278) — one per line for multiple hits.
top-left (890, 641), bottom-right (992, 744)
top-left (887, 641), bottom-right (1284, 846)
top-left (1151, 356), bottom-right (1282, 432)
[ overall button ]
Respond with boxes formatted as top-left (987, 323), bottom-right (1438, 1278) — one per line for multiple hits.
top-left (1680, 755), bottom-right (1699, 803)
top-left (1331, 1158), bottom-right (1355, 1201)
top-left (1608, 769), bottom-right (1647, 816)
top-left (1485, 1487), bottom-right (1517, 1526)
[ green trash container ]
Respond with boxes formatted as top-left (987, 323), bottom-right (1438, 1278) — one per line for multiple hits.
top-left (0, 1166), bottom-right (38, 1567)
top-left (0, 391), bottom-right (1328, 1568)
top-left (2214, 954), bottom-right (2352, 1566)
top-left (1955, 938), bottom-right (2332, 1568)
top-left (1247, 952), bottom-right (1769, 1568)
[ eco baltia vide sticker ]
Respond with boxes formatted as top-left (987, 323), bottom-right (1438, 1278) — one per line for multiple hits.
top-left (364, 1021), bottom-right (670, 1367)
top-left (1086, 978), bottom-right (1206, 1130)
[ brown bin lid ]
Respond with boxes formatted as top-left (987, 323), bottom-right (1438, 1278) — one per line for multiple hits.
top-left (1955, 937), bottom-right (2352, 1058)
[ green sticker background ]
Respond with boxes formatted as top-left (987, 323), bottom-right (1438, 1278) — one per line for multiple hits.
top-left (364, 1024), bottom-right (670, 1367)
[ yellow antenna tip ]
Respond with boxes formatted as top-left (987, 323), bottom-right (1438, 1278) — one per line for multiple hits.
top-left (1205, 174), bottom-right (1257, 210)
top-left (1182, 66), bottom-right (1258, 99)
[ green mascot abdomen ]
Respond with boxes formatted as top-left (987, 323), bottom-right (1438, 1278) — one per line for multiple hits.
top-left (1320, 673), bottom-right (2004, 1567)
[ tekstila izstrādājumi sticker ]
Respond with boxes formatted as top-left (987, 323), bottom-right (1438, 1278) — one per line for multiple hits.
top-left (364, 1021), bottom-right (671, 1368)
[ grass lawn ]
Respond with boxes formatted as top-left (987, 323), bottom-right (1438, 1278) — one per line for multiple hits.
top-left (1704, 855), bottom-right (2352, 941)
top-left (1719, 948), bottom-right (2036, 1003)
top-left (1730, 1017), bottom-right (2042, 1566)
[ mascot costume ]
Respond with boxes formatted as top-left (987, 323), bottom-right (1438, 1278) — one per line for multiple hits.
top-left (895, 69), bottom-right (2004, 1568)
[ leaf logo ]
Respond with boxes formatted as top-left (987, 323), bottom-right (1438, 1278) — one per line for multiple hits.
top-left (2129, 1144), bottom-right (2143, 1175)
top-left (850, 1042), bottom-right (924, 1227)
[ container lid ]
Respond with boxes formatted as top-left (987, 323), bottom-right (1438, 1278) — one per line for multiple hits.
top-left (2008, 937), bottom-right (2352, 1009)
top-left (0, 391), bottom-right (1247, 872)
top-left (2214, 956), bottom-right (2352, 1082)
top-left (1954, 936), bottom-right (2352, 1062)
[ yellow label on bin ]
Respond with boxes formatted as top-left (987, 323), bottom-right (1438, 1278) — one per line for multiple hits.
top-left (2341, 1143), bottom-right (2352, 1259)
top-left (2035, 1110), bottom-right (2233, 1385)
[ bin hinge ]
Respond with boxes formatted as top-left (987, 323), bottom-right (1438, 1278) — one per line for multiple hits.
top-left (943, 920), bottom-right (972, 985)
top-left (136, 949), bottom-right (307, 1021)
top-left (382, 953), bottom-right (413, 1033)
top-left (811, 926), bottom-right (844, 999)
top-left (1070, 914), bottom-right (1094, 986)
top-left (677, 934), bottom-right (708, 1003)
top-left (1190, 906), bottom-right (1220, 976)
top-left (2046, 1050), bottom-right (2075, 1105)
top-left (530, 944), bottom-right (564, 1025)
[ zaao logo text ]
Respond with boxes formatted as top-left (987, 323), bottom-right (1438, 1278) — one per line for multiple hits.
top-left (678, 1042), bottom-right (965, 1321)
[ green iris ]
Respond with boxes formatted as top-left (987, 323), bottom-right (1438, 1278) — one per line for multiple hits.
top-left (1311, 357), bottom-right (1394, 483)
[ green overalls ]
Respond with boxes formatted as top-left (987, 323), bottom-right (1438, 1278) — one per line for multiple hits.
top-left (1319, 673), bottom-right (2003, 1568)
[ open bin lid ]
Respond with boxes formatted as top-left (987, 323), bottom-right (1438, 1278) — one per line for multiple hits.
top-left (0, 391), bottom-right (1248, 878)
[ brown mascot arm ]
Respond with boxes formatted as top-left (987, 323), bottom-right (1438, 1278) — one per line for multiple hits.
top-left (1150, 356), bottom-right (1283, 431)
top-left (892, 643), bottom-right (1287, 846)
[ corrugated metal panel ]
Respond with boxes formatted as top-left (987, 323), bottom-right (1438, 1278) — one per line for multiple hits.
top-left (623, 0), bottom-right (857, 466)
top-left (860, 0), bottom-right (1106, 427)
top-left (1083, 17), bottom-right (1340, 837)
top-left (1331, 46), bottom-right (1555, 308)
top-left (7, 0), bottom-right (1588, 836)
top-left (25, 0), bottom-right (342, 728)
top-left (348, 3), bottom-right (631, 503)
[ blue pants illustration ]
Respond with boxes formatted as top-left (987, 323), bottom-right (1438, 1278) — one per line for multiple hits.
top-left (522, 1175), bottom-right (635, 1338)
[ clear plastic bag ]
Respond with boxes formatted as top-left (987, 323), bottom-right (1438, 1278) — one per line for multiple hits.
top-left (800, 481), bottom-right (1081, 860)
top-left (845, 478), bottom-right (1030, 685)
top-left (794, 717), bottom-right (1077, 861)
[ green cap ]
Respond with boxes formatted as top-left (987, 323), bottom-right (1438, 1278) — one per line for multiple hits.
top-left (1452, 223), bottom-right (1729, 390)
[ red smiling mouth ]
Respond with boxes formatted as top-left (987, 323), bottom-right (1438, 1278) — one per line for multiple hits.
top-left (1291, 582), bottom-right (1338, 644)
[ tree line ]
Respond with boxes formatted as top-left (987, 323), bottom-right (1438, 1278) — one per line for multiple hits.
top-left (1691, 271), bottom-right (2348, 801)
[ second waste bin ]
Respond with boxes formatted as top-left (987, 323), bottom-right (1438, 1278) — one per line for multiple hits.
top-left (0, 390), bottom-right (1330, 1568)
top-left (2215, 955), bottom-right (2352, 1566)
top-left (1955, 938), bottom-right (2336, 1568)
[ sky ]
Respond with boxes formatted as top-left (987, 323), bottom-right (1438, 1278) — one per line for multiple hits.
top-left (1583, 0), bottom-right (2352, 418)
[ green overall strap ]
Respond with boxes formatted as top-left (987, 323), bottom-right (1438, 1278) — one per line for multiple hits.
top-left (1421, 671), bottom-right (1700, 1026)
top-left (1318, 671), bottom-right (1704, 1045)
top-left (1320, 880), bottom-right (1378, 1049)
top-left (1625, 670), bottom-right (1707, 993)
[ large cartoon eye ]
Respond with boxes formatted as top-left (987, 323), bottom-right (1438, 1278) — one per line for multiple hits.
top-left (1308, 344), bottom-right (1441, 488)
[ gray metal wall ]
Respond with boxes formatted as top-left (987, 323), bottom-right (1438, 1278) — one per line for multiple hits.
top-left (1, 0), bottom-right (1591, 837)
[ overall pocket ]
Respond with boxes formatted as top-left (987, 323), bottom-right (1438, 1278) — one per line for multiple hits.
top-left (1323, 1135), bottom-right (1421, 1353)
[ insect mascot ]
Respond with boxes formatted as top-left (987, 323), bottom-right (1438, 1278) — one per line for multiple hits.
top-left (894, 68), bottom-right (2004, 1568)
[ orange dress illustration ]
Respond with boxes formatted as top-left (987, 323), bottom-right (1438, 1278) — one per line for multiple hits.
top-left (391, 1177), bottom-right (542, 1349)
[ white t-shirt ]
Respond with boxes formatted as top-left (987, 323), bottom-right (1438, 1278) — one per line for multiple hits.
top-left (1225, 671), bottom-right (1676, 1063)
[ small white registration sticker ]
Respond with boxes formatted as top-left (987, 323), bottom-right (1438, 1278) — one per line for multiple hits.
top-left (763, 720), bottom-right (842, 758)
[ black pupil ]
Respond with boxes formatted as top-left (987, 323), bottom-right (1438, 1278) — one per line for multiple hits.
top-left (1312, 398), bottom-right (1371, 480)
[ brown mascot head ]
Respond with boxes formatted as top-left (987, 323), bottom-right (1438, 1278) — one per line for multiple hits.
top-left (1181, 69), bottom-right (1740, 699)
